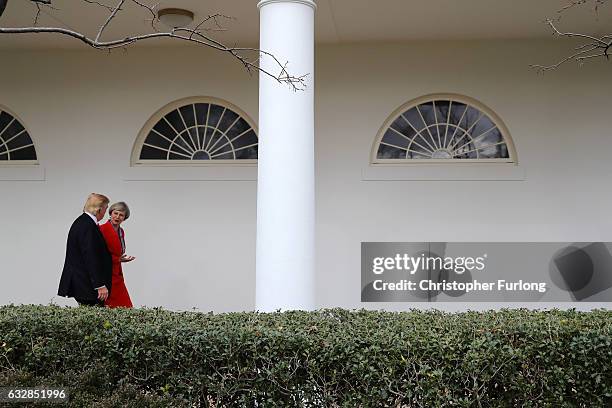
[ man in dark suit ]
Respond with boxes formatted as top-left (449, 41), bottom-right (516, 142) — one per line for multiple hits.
top-left (58, 193), bottom-right (113, 306)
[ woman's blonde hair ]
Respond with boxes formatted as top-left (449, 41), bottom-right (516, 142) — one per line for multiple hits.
top-left (83, 193), bottom-right (110, 215)
top-left (108, 201), bottom-right (130, 220)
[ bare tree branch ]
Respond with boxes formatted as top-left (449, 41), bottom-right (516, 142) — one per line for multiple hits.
top-left (532, 1), bottom-right (611, 72)
top-left (190, 13), bottom-right (233, 39)
top-left (558, 0), bottom-right (608, 14)
top-left (95, 0), bottom-right (124, 42)
top-left (0, 0), bottom-right (308, 91)
top-left (129, 0), bottom-right (158, 30)
top-left (82, 0), bottom-right (115, 12)
top-left (33, 3), bottom-right (42, 25)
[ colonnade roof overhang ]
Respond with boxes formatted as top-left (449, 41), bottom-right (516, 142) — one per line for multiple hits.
top-left (0, 0), bottom-right (610, 49)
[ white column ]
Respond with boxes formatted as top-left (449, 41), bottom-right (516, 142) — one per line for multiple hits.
top-left (256, 0), bottom-right (316, 311)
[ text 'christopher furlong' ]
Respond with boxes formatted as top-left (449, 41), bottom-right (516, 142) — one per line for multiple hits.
top-left (371, 279), bottom-right (547, 293)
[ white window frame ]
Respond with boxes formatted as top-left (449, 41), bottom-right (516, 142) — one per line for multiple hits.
top-left (0, 105), bottom-right (39, 166)
top-left (131, 96), bottom-right (258, 167)
top-left (371, 93), bottom-right (518, 165)
top-left (0, 105), bottom-right (44, 181)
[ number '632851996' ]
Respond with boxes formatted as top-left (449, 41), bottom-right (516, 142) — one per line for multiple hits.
top-left (1, 387), bottom-right (68, 402)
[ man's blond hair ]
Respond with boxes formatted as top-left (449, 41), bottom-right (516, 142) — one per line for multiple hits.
top-left (83, 193), bottom-right (110, 215)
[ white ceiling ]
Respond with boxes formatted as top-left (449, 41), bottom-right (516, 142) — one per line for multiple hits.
top-left (0, 0), bottom-right (610, 49)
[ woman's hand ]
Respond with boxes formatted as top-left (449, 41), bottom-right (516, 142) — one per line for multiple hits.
top-left (120, 254), bottom-right (136, 263)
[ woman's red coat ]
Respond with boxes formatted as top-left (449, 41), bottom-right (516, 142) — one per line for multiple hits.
top-left (99, 221), bottom-right (133, 308)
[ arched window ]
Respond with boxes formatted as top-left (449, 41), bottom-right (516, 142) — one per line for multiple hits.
top-left (132, 97), bottom-right (258, 165)
top-left (0, 106), bottom-right (37, 163)
top-left (373, 94), bottom-right (517, 164)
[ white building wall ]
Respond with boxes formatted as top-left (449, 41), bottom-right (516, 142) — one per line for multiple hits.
top-left (0, 47), bottom-right (258, 311)
top-left (315, 41), bottom-right (612, 311)
top-left (0, 39), bottom-right (610, 311)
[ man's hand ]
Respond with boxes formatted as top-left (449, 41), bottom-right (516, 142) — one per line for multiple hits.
top-left (97, 286), bottom-right (108, 301)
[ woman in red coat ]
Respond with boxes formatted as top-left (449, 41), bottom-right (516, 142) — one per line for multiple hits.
top-left (99, 201), bottom-right (135, 308)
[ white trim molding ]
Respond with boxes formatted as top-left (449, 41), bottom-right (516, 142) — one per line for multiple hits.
top-left (122, 165), bottom-right (256, 181)
top-left (362, 163), bottom-right (525, 181)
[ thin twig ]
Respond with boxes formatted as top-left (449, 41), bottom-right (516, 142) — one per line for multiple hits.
top-left (95, 0), bottom-right (124, 42)
top-left (558, 0), bottom-right (608, 14)
top-left (531, 16), bottom-right (611, 72)
top-left (82, 0), bottom-right (115, 12)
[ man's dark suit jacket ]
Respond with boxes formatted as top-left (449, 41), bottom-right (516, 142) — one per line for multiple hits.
top-left (58, 213), bottom-right (112, 302)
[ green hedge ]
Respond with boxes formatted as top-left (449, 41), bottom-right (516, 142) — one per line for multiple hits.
top-left (1, 305), bottom-right (611, 407)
